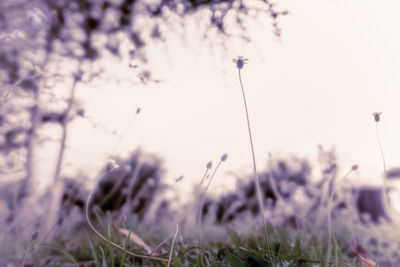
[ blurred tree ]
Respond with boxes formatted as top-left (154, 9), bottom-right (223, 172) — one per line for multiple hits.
top-left (0, 0), bottom-right (287, 235)
top-left (58, 150), bottom-right (165, 234)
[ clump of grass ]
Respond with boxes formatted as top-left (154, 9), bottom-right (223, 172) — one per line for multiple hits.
top-left (38, 243), bottom-right (80, 267)
top-left (85, 160), bottom-right (168, 262)
top-left (232, 56), bottom-right (273, 265)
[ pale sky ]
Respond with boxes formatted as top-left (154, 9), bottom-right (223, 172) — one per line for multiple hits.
top-left (40, 0), bottom-right (400, 198)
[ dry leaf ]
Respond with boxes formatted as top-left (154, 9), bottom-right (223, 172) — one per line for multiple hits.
top-left (350, 238), bottom-right (379, 267)
top-left (34, 65), bottom-right (45, 75)
top-left (116, 226), bottom-right (154, 254)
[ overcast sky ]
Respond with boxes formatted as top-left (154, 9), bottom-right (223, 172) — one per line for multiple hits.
top-left (44, 0), bottom-right (400, 198)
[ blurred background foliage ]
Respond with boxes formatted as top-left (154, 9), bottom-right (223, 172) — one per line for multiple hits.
top-left (0, 0), bottom-right (287, 236)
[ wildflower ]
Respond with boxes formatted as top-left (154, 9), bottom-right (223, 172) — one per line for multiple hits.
top-left (372, 112), bottom-right (382, 122)
top-left (232, 56), bottom-right (249, 69)
top-left (206, 161), bottom-right (212, 169)
top-left (351, 164), bottom-right (358, 171)
top-left (136, 108), bottom-right (141, 114)
top-left (232, 55), bottom-right (271, 263)
top-left (220, 154), bottom-right (228, 162)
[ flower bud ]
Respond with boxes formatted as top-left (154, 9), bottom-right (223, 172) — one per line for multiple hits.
top-left (31, 231), bottom-right (39, 241)
top-left (232, 56), bottom-right (249, 69)
top-left (372, 112), bottom-right (382, 122)
top-left (206, 161), bottom-right (212, 169)
top-left (220, 154), bottom-right (228, 162)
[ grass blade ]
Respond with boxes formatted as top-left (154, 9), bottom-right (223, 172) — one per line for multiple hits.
top-left (39, 243), bottom-right (79, 267)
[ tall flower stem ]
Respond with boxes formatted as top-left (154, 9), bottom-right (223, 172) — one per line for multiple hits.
top-left (183, 164), bottom-right (211, 238)
top-left (374, 116), bottom-right (400, 229)
top-left (84, 108), bottom-right (168, 262)
top-left (22, 232), bottom-right (39, 267)
top-left (198, 156), bottom-right (226, 257)
top-left (237, 66), bottom-right (272, 265)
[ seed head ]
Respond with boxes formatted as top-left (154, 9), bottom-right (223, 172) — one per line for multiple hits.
top-left (232, 56), bottom-right (249, 69)
top-left (220, 154), bottom-right (228, 162)
top-left (31, 231), bottom-right (39, 241)
top-left (372, 112), bottom-right (382, 122)
top-left (206, 161), bottom-right (212, 169)
top-left (351, 165), bottom-right (358, 171)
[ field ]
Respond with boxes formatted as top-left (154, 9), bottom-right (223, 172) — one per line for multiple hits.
top-left (2, 58), bottom-right (400, 267)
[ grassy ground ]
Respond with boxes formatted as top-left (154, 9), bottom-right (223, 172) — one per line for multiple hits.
top-left (2, 206), bottom-right (400, 267)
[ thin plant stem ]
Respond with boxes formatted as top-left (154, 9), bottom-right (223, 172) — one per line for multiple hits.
top-left (167, 224), bottom-right (179, 267)
top-left (84, 108), bottom-right (167, 262)
top-left (376, 123), bottom-right (386, 172)
top-left (325, 166), bottom-right (357, 267)
top-left (93, 110), bottom-right (141, 207)
top-left (266, 153), bottom-right (284, 203)
top-left (198, 159), bottom-right (225, 263)
top-left (109, 110), bottom-right (140, 157)
top-left (120, 227), bottom-right (131, 267)
top-left (38, 243), bottom-right (79, 267)
top-left (194, 167), bottom-right (211, 218)
top-left (304, 165), bottom-right (338, 247)
top-left (22, 240), bottom-right (34, 267)
top-left (197, 167), bottom-right (211, 190)
top-left (183, 166), bottom-right (210, 238)
top-left (143, 235), bottom-right (172, 265)
top-left (85, 185), bottom-right (168, 262)
top-left (375, 122), bottom-right (400, 229)
top-left (238, 68), bottom-right (273, 265)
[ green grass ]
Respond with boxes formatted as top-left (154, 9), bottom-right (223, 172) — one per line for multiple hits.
top-left (4, 210), bottom-right (400, 266)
